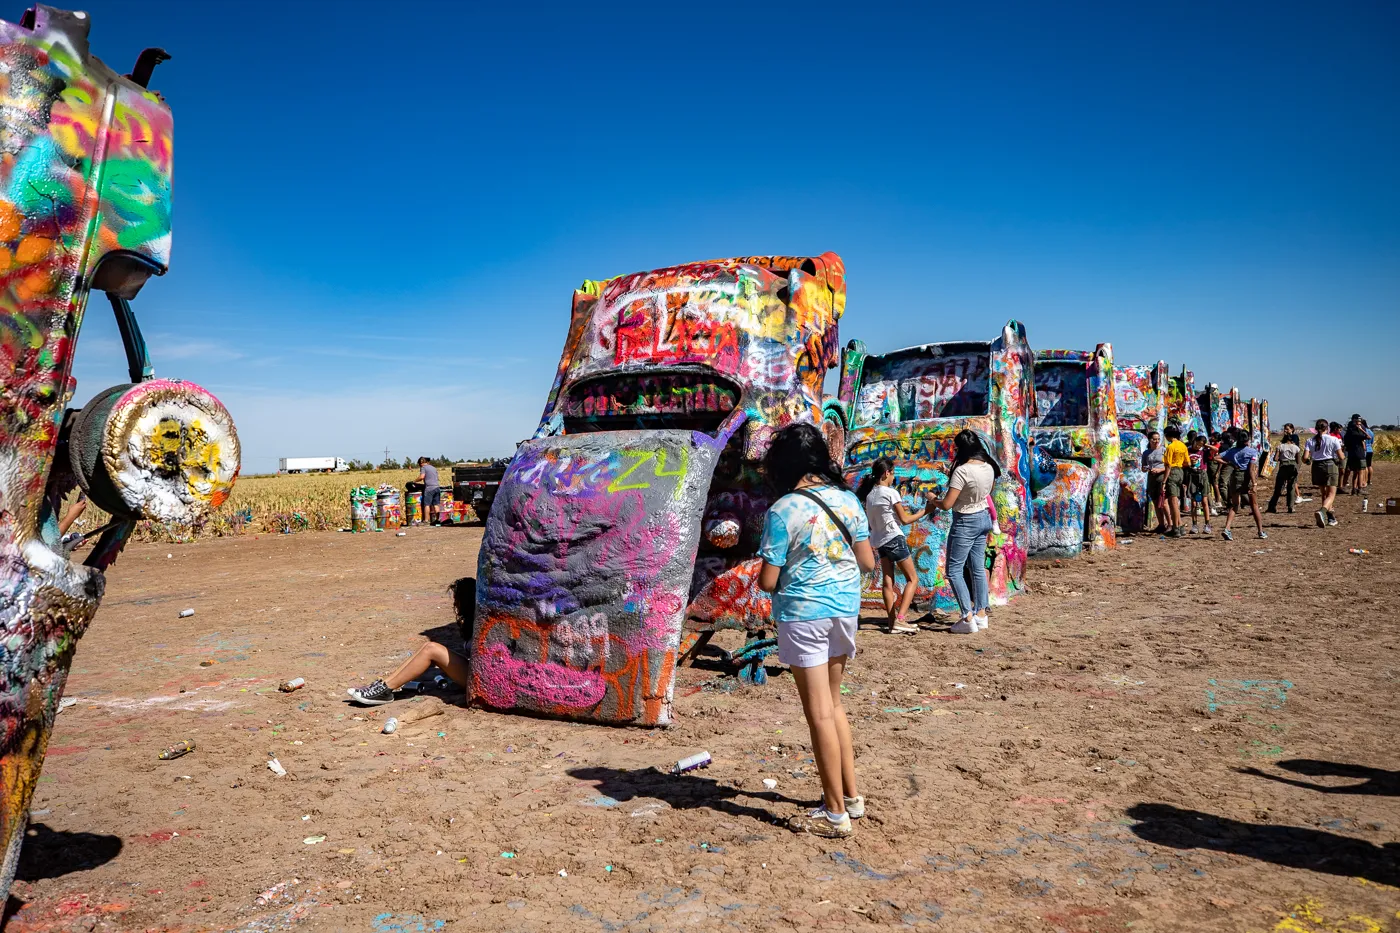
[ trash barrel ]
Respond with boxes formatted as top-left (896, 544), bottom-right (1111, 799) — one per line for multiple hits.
top-left (405, 488), bottom-right (423, 525)
top-left (350, 485), bottom-right (377, 533)
top-left (376, 485), bottom-right (402, 530)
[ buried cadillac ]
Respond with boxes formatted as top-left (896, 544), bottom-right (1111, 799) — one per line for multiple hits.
top-left (469, 254), bottom-right (846, 725)
top-left (824, 322), bottom-right (1035, 614)
top-left (0, 6), bottom-right (238, 897)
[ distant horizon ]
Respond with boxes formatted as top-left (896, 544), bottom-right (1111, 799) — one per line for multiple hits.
top-left (60, 0), bottom-right (1398, 467)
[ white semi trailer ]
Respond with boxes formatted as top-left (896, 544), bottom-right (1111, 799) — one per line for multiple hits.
top-left (279, 457), bottom-right (349, 473)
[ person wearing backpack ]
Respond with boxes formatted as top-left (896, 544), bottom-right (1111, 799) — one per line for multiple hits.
top-left (757, 423), bottom-right (877, 838)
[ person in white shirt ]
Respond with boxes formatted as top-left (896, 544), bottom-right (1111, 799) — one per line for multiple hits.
top-left (928, 430), bottom-right (1001, 635)
top-left (859, 459), bottom-right (935, 635)
top-left (1303, 418), bottom-right (1343, 527)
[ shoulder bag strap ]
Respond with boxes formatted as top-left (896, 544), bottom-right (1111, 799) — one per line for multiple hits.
top-left (791, 488), bottom-right (854, 548)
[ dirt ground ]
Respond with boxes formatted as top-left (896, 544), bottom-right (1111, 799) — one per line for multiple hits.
top-left (6, 466), bottom-right (1399, 933)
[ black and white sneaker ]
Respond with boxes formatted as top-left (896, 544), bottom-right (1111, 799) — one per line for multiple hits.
top-left (347, 679), bottom-right (393, 705)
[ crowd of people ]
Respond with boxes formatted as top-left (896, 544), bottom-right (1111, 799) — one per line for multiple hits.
top-left (1140, 414), bottom-right (1374, 539)
top-left (345, 415), bottom-right (1380, 841)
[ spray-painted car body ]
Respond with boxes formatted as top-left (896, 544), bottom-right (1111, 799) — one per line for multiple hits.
top-left (0, 6), bottom-right (238, 897)
top-left (1166, 366), bottom-right (1206, 438)
top-left (1199, 383), bottom-right (1231, 435)
top-left (1227, 387), bottom-right (1245, 431)
top-left (1114, 362), bottom-right (1168, 534)
top-left (1029, 347), bottom-right (1119, 555)
top-left (825, 322), bottom-right (1034, 613)
top-left (471, 254), bottom-right (845, 726)
top-left (1248, 398), bottom-right (1273, 477)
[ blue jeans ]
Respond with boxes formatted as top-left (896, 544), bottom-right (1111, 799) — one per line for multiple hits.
top-left (946, 509), bottom-right (992, 616)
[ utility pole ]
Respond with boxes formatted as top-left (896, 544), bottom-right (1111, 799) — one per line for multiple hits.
top-left (383, 446), bottom-right (391, 465)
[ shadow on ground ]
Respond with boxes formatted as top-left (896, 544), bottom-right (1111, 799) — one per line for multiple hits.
top-left (1238, 759), bottom-right (1399, 796)
top-left (1126, 803), bottom-right (1400, 887)
top-left (568, 765), bottom-right (807, 824)
top-left (14, 823), bottom-right (123, 882)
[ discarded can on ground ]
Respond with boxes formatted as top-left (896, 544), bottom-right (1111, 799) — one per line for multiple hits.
top-left (1362, 497), bottom-right (1368, 513)
top-left (267, 758), bottom-right (288, 776)
top-left (672, 751), bottom-right (711, 774)
top-left (1348, 548), bottom-right (1369, 555)
top-left (402, 681), bottom-right (421, 692)
top-left (179, 608), bottom-right (195, 618)
top-left (382, 718), bottom-right (398, 734)
top-left (158, 740), bottom-right (195, 760)
top-left (433, 674), bottom-right (450, 688)
top-left (279, 678), bottom-right (306, 692)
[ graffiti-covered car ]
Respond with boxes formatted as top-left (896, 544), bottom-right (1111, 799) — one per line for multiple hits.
top-left (1029, 346), bottom-right (1120, 556)
top-left (1198, 382), bottom-right (1231, 435)
top-left (1114, 362), bottom-right (1169, 534)
top-left (0, 7), bottom-right (239, 898)
top-left (470, 254), bottom-right (845, 726)
top-left (1166, 366), bottom-right (1206, 438)
top-left (1249, 398), bottom-right (1273, 477)
top-left (824, 322), bottom-right (1034, 613)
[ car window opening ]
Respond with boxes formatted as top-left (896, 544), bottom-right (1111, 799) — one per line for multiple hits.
top-left (560, 371), bottom-right (741, 435)
top-left (1033, 362), bottom-right (1090, 428)
top-left (854, 344), bottom-right (992, 425)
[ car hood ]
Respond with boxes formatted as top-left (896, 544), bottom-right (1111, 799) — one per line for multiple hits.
top-left (471, 429), bottom-right (724, 726)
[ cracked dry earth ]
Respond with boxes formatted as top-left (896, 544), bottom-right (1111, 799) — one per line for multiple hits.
top-left (6, 465), bottom-right (1399, 933)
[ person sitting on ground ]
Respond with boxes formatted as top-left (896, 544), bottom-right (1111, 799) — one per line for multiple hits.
top-left (858, 458), bottom-right (935, 635)
top-left (928, 430), bottom-right (1001, 635)
top-left (1266, 430), bottom-right (1301, 514)
top-left (1162, 426), bottom-right (1188, 537)
top-left (415, 456), bottom-right (443, 525)
top-left (1184, 433), bottom-right (1212, 534)
top-left (348, 580), bottom-right (476, 705)
top-left (1220, 428), bottom-right (1266, 541)
top-left (1144, 430), bottom-right (1167, 532)
top-left (756, 422), bottom-right (875, 839)
top-left (1304, 419), bottom-right (1343, 528)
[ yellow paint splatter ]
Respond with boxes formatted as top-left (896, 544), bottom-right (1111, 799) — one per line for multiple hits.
top-left (1263, 898), bottom-right (1389, 933)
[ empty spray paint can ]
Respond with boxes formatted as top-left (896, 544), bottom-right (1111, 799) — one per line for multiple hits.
top-left (671, 751), bottom-right (711, 774)
top-left (178, 608), bottom-right (195, 618)
top-left (1362, 497), bottom-right (1368, 513)
top-left (382, 718), bottom-right (398, 734)
top-left (279, 677), bottom-right (305, 692)
top-left (159, 739), bottom-right (196, 760)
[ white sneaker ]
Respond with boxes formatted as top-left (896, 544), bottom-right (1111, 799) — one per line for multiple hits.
top-left (950, 617), bottom-right (977, 634)
top-left (844, 795), bottom-right (865, 819)
top-left (973, 612), bottom-right (988, 631)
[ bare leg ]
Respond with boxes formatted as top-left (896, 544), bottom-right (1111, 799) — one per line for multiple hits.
top-left (894, 555), bottom-right (920, 621)
top-left (879, 557), bottom-right (897, 621)
top-left (792, 661), bottom-right (847, 814)
top-left (1248, 489), bottom-right (1263, 534)
top-left (826, 655), bottom-right (856, 799)
top-left (382, 641), bottom-right (471, 690)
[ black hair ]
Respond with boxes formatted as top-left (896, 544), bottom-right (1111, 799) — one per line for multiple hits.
top-left (1187, 430), bottom-right (1199, 442)
top-left (1315, 419), bottom-right (1328, 432)
top-left (856, 457), bottom-right (895, 502)
top-left (1329, 421), bottom-right (1342, 432)
top-left (418, 456), bottom-right (430, 465)
top-left (951, 429), bottom-right (1002, 479)
top-left (1165, 425), bottom-right (1181, 440)
top-left (764, 422), bottom-right (849, 495)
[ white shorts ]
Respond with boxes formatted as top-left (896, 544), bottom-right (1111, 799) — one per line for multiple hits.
top-left (777, 616), bottom-right (858, 669)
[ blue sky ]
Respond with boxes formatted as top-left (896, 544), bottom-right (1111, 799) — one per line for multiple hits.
top-left (68, 0), bottom-right (1400, 471)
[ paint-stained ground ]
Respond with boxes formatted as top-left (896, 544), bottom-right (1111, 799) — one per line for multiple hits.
top-left (7, 466), bottom-right (1400, 933)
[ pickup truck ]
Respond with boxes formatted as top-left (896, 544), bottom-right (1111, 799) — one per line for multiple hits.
top-left (451, 459), bottom-right (509, 521)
